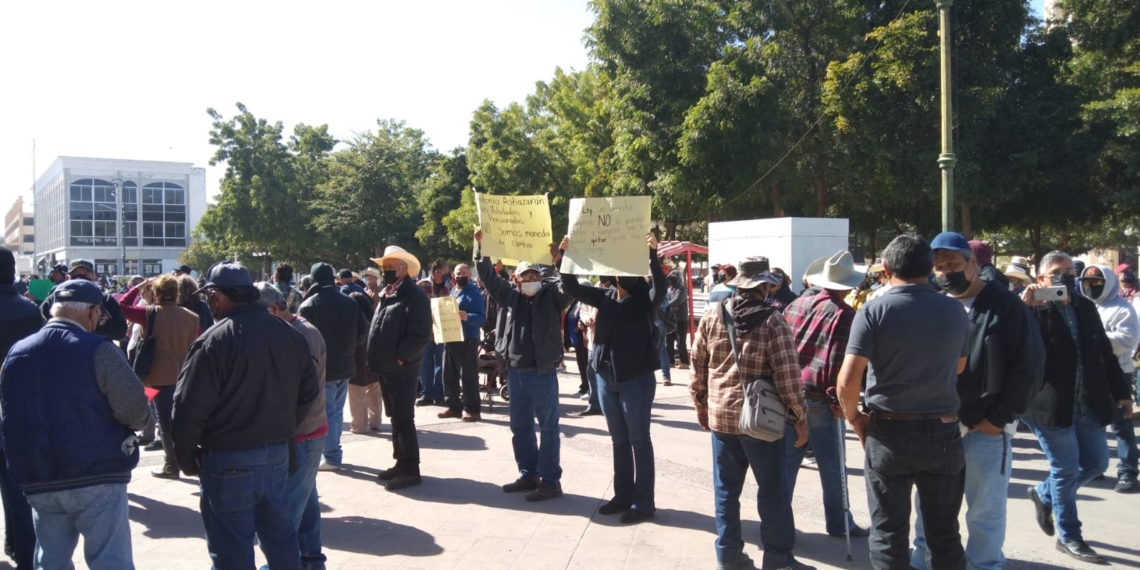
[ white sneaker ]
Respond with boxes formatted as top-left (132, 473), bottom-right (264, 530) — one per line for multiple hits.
top-left (579, 393), bottom-right (591, 401)
top-left (318, 458), bottom-right (340, 472)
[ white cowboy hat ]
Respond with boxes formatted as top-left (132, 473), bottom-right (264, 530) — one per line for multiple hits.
top-left (361, 267), bottom-right (381, 280)
top-left (806, 251), bottom-right (865, 291)
top-left (803, 256), bottom-right (827, 287)
top-left (1004, 264), bottom-right (1031, 286)
top-left (371, 246), bottom-right (421, 278)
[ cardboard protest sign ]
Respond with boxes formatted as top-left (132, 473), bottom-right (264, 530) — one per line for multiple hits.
top-left (431, 296), bottom-right (464, 344)
top-left (474, 193), bottom-right (553, 267)
top-left (559, 196), bottom-right (653, 277)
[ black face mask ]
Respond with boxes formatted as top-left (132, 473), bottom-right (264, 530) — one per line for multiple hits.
top-left (455, 276), bottom-right (470, 288)
top-left (617, 276), bottom-right (641, 291)
top-left (1086, 283), bottom-right (1105, 300)
top-left (1123, 273), bottom-right (1138, 286)
top-left (934, 271), bottom-right (972, 296)
top-left (382, 270), bottom-right (399, 285)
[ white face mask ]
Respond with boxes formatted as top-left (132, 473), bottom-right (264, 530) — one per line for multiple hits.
top-left (520, 281), bottom-right (542, 297)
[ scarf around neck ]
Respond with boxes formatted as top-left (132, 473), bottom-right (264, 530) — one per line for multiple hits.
top-left (729, 295), bottom-right (776, 335)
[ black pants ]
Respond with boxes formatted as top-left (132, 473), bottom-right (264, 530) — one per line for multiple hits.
top-left (379, 374), bottom-right (420, 476)
top-left (444, 338), bottom-right (482, 414)
top-left (0, 447), bottom-right (33, 568)
top-left (573, 337), bottom-right (590, 393)
top-left (666, 319), bottom-right (690, 365)
top-left (865, 417), bottom-right (965, 570)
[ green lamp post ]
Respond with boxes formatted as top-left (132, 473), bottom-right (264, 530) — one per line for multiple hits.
top-left (938, 0), bottom-right (957, 232)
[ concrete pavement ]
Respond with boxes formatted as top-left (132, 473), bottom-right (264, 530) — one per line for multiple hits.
top-left (4, 358), bottom-right (1139, 569)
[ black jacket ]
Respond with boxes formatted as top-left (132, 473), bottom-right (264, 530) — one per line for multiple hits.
top-left (477, 255), bottom-right (570, 375)
top-left (958, 280), bottom-right (1045, 429)
top-left (299, 285), bottom-right (369, 382)
top-left (40, 281), bottom-right (127, 340)
top-left (171, 304), bottom-right (320, 474)
top-left (1, 285), bottom-right (44, 361)
top-left (1023, 294), bottom-right (1132, 428)
top-left (979, 264), bottom-right (1010, 290)
top-left (562, 250), bottom-right (666, 381)
top-left (182, 299), bottom-right (214, 333)
top-left (366, 276), bottom-right (432, 378)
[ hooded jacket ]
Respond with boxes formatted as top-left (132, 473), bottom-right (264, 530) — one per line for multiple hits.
top-left (299, 283), bottom-right (369, 382)
top-left (1080, 265), bottom-right (1140, 374)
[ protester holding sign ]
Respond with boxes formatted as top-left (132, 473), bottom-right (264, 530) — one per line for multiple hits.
top-left (559, 232), bottom-right (666, 524)
top-left (439, 264), bottom-right (487, 422)
top-left (475, 193), bottom-right (554, 266)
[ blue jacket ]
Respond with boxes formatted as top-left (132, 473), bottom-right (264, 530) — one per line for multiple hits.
top-left (452, 282), bottom-right (486, 341)
top-left (1, 321), bottom-right (139, 494)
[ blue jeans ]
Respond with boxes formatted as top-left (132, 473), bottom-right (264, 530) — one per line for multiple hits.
top-left (784, 399), bottom-right (855, 536)
top-left (292, 437), bottom-right (326, 570)
top-left (419, 342), bottom-right (444, 401)
top-left (25, 483), bottom-right (133, 570)
top-left (199, 443), bottom-right (299, 570)
top-left (1112, 372), bottom-right (1138, 479)
top-left (507, 367), bottom-right (562, 486)
top-left (654, 318), bottom-right (671, 381)
top-left (596, 365), bottom-right (656, 513)
top-left (912, 430), bottom-right (1012, 570)
top-left (323, 379), bottom-right (349, 466)
top-left (585, 349), bottom-right (600, 410)
top-left (1024, 411), bottom-right (1110, 543)
top-left (711, 431), bottom-right (795, 569)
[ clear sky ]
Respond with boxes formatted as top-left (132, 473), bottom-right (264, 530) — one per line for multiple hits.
top-left (0, 0), bottom-right (1047, 213)
top-left (0, 0), bottom-right (594, 210)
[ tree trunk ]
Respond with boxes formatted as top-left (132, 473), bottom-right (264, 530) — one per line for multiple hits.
top-left (1030, 225), bottom-right (1043, 263)
top-left (771, 183), bottom-right (785, 217)
top-left (960, 203), bottom-right (972, 238)
top-left (815, 180), bottom-right (826, 218)
top-left (666, 222), bottom-right (678, 241)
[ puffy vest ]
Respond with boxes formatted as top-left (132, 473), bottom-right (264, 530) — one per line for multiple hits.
top-left (1, 321), bottom-right (139, 495)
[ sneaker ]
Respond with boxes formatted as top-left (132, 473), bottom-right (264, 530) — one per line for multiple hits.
top-left (385, 474), bottom-right (423, 491)
top-left (576, 408), bottom-right (603, 417)
top-left (663, 379), bottom-right (673, 386)
top-left (143, 440), bottom-right (163, 452)
top-left (677, 363), bottom-right (690, 370)
top-left (433, 398), bottom-right (446, 407)
top-left (829, 524), bottom-right (870, 538)
top-left (502, 476), bottom-right (540, 493)
top-left (1115, 476), bottom-right (1138, 493)
top-left (620, 510), bottom-right (654, 524)
top-left (716, 552), bottom-right (752, 570)
top-left (318, 458), bottom-right (340, 472)
top-left (437, 409), bottom-right (462, 419)
top-left (598, 500), bottom-right (631, 515)
top-left (376, 466), bottom-right (399, 482)
top-left (525, 484), bottom-right (563, 502)
top-left (151, 466), bottom-right (179, 480)
top-left (415, 398), bottom-right (432, 407)
top-left (461, 412), bottom-right (481, 422)
top-left (578, 393), bottom-right (591, 401)
top-left (574, 390), bottom-right (588, 397)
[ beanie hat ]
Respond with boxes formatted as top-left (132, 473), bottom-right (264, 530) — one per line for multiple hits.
top-left (311, 263), bottom-right (336, 286)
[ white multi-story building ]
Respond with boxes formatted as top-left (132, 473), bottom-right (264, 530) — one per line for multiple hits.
top-left (33, 157), bottom-right (207, 277)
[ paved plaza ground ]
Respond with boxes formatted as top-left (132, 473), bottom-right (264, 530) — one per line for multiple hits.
top-left (3, 357), bottom-right (1138, 569)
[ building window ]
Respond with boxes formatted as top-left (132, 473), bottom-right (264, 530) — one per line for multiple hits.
top-left (23, 217), bottom-right (33, 226)
top-left (141, 182), bottom-right (187, 247)
top-left (22, 234), bottom-right (33, 243)
top-left (94, 260), bottom-right (117, 276)
top-left (143, 260), bottom-right (163, 276)
top-left (124, 260), bottom-right (139, 275)
top-left (69, 179), bottom-right (118, 246)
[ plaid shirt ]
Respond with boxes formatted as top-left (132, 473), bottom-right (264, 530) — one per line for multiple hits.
top-left (783, 290), bottom-right (855, 394)
top-left (690, 300), bottom-right (807, 435)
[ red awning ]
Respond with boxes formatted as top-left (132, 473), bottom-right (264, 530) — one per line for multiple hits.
top-left (657, 240), bottom-right (708, 258)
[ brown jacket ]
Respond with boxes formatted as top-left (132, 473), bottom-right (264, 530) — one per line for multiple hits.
top-left (140, 303), bottom-right (200, 387)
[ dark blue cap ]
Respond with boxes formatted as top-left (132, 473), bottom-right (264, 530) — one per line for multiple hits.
top-left (53, 279), bottom-right (104, 306)
top-left (930, 232), bottom-right (971, 252)
top-left (194, 262), bottom-right (254, 294)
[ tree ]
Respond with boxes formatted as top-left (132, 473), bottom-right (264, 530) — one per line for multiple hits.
top-left (416, 149), bottom-right (472, 263)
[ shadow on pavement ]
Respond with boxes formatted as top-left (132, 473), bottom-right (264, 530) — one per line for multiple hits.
top-left (418, 430), bottom-right (488, 451)
top-left (128, 493), bottom-right (204, 539)
top-left (654, 418), bottom-right (705, 433)
top-left (321, 516), bottom-right (443, 557)
top-left (406, 476), bottom-right (601, 516)
top-left (792, 529), bottom-right (870, 570)
top-left (589, 507), bottom-right (719, 536)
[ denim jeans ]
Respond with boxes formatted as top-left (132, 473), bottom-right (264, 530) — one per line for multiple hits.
top-left (199, 443), bottom-right (299, 570)
top-left (1023, 411), bottom-right (1110, 543)
top-left (865, 418), bottom-right (965, 570)
top-left (444, 338), bottom-right (482, 414)
top-left (25, 483), bottom-right (133, 570)
top-left (292, 436), bottom-right (326, 570)
top-left (784, 399), bottom-right (856, 536)
top-left (323, 379), bottom-right (350, 466)
top-left (507, 367), bottom-right (562, 486)
top-left (711, 431), bottom-right (795, 570)
top-left (596, 365), bottom-right (656, 513)
top-left (911, 429), bottom-right (1012, 570)
top-left (654, 318), bottom-right (671, 381)
top-left (585, 349), bottom-right (600, 410)
top-left (379, 374), bottom-right (421, 476)
top-left (0, 446), bottom-right (34, 568)
top-left (419, 342), bottom-right (444, 401)
top-left (1112, 372), bottom-right (1138, 479)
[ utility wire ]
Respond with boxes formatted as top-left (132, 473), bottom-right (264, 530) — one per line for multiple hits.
top-left (714, 0), bottom-right (915, 213)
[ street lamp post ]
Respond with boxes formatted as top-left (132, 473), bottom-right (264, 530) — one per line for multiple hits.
top-left (937, 0), bottom-right (957, 232)
top-left (111, 176), bottom-right (126, 277)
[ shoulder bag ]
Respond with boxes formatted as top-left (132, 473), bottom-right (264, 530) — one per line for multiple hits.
top-left (130, 307), bottom-right (158, 378)
top-left (721, 300), bottom-right (787, 442)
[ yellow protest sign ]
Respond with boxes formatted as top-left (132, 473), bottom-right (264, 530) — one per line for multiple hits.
top-left (432, 296), bottom-right (464, 344)
top-left (475, 193), bottom-right (553, 267)
top-left (559, 196), bottom-right (652, 277)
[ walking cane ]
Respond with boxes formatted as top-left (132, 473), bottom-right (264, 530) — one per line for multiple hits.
top-left (838, 418), bottom-right (853, 562)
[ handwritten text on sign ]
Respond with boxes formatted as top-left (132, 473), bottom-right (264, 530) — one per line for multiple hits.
top-left (431, 296), bottom-right (464, 344)
top-left (560, 196), bottom-right (652, 277)
top-left (475, 193), bottom-right (553, 267)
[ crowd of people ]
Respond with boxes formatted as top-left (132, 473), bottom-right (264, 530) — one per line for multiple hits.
top-left (0, 226), bottom-right (1137, 570)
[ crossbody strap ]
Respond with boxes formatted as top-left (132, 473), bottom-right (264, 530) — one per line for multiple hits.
top-left (720, 299), bottom-right (741, 366)
top-left (144, 306), bottom-right (157, 340)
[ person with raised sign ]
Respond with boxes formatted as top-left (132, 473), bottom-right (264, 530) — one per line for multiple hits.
top-left (559, 232), bottom-right (666, 524)
top-left (474, 227), bottom-right (570, 502)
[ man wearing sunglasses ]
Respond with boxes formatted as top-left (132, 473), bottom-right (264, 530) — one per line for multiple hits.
top-left (39, 259), bottom-right (128, 341)
top-left (1077, 265), bottom-right (1140, 494)
top-left (1021, 252), bottom-right (1134, 563)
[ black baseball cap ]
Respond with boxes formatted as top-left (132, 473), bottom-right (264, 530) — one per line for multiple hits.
top-left (176, 264), bottom-right (192, 274)
top-left (194, 261), bottom-right (254, 294)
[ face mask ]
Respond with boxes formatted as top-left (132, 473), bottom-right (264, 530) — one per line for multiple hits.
top-left (382, 270), bottom-right (399, 285)
top-left (617, 276), bottom-right (640, 291)
top-left (455, 276), bottom-right (470, 288)
top-left (520, 281), bottom-right (542, 297)
top-left (1123, 274), bottom-right (1137, 286)
top-left (1086, 282), bottom-right (1105, 300)
top-left (934, 271), bottom-right (972, 296)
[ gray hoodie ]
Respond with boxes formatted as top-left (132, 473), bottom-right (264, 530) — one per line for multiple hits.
top-left (1080, 265), bottom-right (1140, 373)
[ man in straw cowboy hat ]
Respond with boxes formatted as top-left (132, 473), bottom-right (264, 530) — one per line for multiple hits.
top-left (367, 246), bottom-right (433, 490)
top-left (783, 251), bottom-right (870, 539)
top-left (908, 232), bottom-right (1044, 570)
